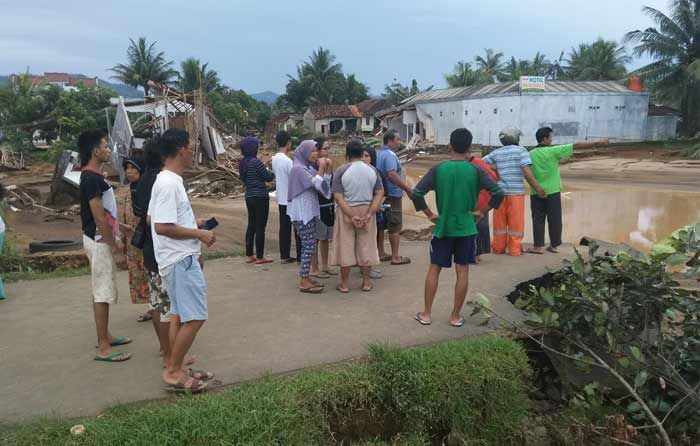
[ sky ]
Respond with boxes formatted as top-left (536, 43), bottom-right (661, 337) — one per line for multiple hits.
top-left (1, 0), bottom-right (670, 96)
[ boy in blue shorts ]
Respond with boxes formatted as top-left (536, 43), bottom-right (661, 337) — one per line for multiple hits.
top-left (411, 128), bottom-right (504, 327)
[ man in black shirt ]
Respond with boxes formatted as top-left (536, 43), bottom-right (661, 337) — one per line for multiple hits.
top-left (78, 129), bottom-right (131, 362)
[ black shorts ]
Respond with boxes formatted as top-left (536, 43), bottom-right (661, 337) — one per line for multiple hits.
top-left (430, 236), bottom-right (477, 268)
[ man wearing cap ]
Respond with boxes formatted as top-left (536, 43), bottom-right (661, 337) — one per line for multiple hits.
top-left (482, 128), bottom-right (545, 256)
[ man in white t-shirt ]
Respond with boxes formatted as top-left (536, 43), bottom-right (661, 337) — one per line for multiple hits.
top-left (148, 129), bottom-right (216, 394)
top-left (271, 130), bottom-right (301, 263)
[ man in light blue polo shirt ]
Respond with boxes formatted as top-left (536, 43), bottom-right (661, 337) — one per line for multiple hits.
top-left (376, 129), bottom-right (413, 265)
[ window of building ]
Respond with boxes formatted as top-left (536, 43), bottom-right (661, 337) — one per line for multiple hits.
top-left (365, 117), bottom-right (371, 125)
top-left (464, 110), bottom-right (469, 116)
top-left (493, 108), bottom-right (498, 114)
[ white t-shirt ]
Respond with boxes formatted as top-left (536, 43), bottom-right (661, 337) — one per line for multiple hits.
top-left (271, 152), bottom-right (293, 205)
top-left (148, 169), bottom-right (201, 275)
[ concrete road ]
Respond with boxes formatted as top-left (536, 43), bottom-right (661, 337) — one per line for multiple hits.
top-left (0, 241), bottom-right (572, 421)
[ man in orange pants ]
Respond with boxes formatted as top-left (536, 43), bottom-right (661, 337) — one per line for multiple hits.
top-left (483, 128), bottom-right (546, 256)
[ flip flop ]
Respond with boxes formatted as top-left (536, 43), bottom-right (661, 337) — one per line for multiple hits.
top-left (245, 258), bottom-right (256, 264)
top-left (450, 317), bottom-right (466, 328)
top-left (94, 351), bottom-right (131, 362)
top-left (390, 257), bottom-right (411, 265)
top-left (137, 313), bottom-right (152, 322)
top-left (361, 284), bottom-right (373, 292)
top-left (414, 313), bottom-right (432, 325)
top-left (336, 285), bottom-right (350, 294)
top-left (255, 258), bottom-right (274, 265)
top-left (380, 255), bottom-right (392, 262)
top-left (322, 270), bottom-right (338, 276)
top-left (164, 372), bottom-right (208, 394)
top-left (310, 279), bottom-right (325, 288)
top-left (525, 248), bottom-right (544, 255)
top-left (310, 272), bottom-right (331, 279)
top-left (188, 368), bottom-right (214, 381)
top-left (547, 246), bottom-right (559, 253)
top-left (300, 286), bottom-right (324, 294)
top-left (109, 335), bottom-right (132, 346)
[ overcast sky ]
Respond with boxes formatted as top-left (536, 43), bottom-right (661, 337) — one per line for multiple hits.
top-left (1, 0), bottom-right (669, 95)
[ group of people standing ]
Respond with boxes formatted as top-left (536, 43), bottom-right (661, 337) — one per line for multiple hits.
top-left (74, 120), bottom-right (605, 394)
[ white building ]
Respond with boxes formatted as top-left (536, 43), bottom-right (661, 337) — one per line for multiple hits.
top-left (303, 105), bottom-right (362, 136)
top-left (379, 80), bottom-right (675, 146)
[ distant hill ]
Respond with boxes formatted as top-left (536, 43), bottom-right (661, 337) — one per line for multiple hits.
top-left (0, 75), bottom-right (9, 87)
top-left (97, 79), bottom-right (142, 98)
top-left (251, 91), bottom-right (279, 104)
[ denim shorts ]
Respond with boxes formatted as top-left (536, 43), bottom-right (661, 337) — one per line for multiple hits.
top-left (164, 255), bottom-right (207, 322)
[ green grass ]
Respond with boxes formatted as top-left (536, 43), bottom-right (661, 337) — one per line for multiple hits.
top-left (0, 336), bottom-right (530, 446)
top-left (2, 250), bottom-right (243, 283)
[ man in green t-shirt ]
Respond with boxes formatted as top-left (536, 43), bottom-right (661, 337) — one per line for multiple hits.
top-left (411, 128), bottom-right (504, 327)
top-left (526, 127), bottom-right (608, 254)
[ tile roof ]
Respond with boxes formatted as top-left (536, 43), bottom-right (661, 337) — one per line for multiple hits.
top-left (357, 99), bottom-right (388, 115)
top-left (401, 81), bottom-right (642, 106)
top-left (307, 104), bottom-right (362, 119)
top-left (43, 72), bottom-right (70, 83)
top-left (69, 77), bottom-right (97, 87)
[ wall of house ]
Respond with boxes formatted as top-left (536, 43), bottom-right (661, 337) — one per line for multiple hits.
top-left (416, 92), bottom-right (649, 146)
top-left (303, 109), bottom-right (315, 132)
top-left (361, 115), bottom-right (374, 132)
top-left (645, 116), bottom-right (678, 140)
top-left (384, 116), bottom-right (408, 140)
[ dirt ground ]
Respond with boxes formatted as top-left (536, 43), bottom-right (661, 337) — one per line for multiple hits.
top-left (1, 143), bottom-right (699, 258)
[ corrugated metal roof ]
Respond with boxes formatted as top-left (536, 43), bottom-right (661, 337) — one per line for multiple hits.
top-left (400, 81), bottom-right (640, 106)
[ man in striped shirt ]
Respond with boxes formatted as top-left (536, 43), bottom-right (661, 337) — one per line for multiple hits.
top-left (483, 128), bottom-right (545, 256)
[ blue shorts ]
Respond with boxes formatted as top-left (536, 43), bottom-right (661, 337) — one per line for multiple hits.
top-left (164, 255), bottom-right (207, 322)
top-left (430, 236), bottom-right (477, 268)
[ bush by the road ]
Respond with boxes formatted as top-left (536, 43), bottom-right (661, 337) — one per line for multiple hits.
top-left (1, 336), bottom-right (529, 446)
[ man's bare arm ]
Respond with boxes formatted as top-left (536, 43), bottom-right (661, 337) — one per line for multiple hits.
top-left (573, 139), bottom-right (609, 150)
top-left (387, 170), bottom-right (412, 196)
top-left (89, 197), bottom-right (119, 252)
top-left (522, 166), bottom-right (546, 198)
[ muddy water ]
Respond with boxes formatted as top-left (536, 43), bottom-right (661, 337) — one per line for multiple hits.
top-left (398, 164), bottom-right (700, 251)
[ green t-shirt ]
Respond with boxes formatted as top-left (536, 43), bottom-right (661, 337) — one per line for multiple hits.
top-left (411, 161), bottom-right (503, 238)
top-left (529, 144), bottom-right (573, 195)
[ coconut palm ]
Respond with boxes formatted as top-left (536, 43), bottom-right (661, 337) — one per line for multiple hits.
top-left (625, 1), bottom-right (700, 136)
top-left (475, 48), bottom-right (506, 82)
top-left (444, 61), bottom-right (489, 87)
top-left (301, 47), bottom-right (345, 104)
top-left (179, 58), bottom-right (221, 93)
top-left (566, 39), bottom-right (630, 81)
top-left (110, 37), bottom-right (178, 96)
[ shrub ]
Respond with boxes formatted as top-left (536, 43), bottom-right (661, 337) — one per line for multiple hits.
top-left (1, 337), bottom-right (530, 446)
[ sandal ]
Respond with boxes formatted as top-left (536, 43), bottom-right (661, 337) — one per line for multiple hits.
top-left (310, 279), bottom-right (325, 288)
top-left (164, 371), bottom-right (208, 394)
top-left (322, 270), bottom-right (338, 276)
top-left (450, 317), bottom-right (466, 328)
top-left (380, 255), bottom-right (392, 262)
top-left (95, 335), bottom-right (133, 348)
top-left (255, 258), bottom-right (274, 265)
top-left (361, 284), bottom-right (373, 292)
top-left (137, 312), bottom-right (152, 323)
top-left (310, 272), bottom-right (331, 279)
top-left (525, 248), bottom-right (544, 255)
top-left (188, 368), bottom-right (214, 381)
top-left (94, 351), bottom-right (131, 362)
top-left (390, 257), bottom-right (411, 265)
top-left (300, 286), bottom-right (324, 294)
top-left (336, 285), bottom-right (350, 294)
top-left (414, 312), bottom-right (432, 326)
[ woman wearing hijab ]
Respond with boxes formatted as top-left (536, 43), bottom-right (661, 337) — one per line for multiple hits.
top-left (120, 155), bottom-right (151, 320)
top-left (240, 136), bottom-right (275, 265)
top-left (287, 140), bottom-right (332, 293)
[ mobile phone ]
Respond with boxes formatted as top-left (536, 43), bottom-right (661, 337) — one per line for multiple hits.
top-left (200, 217), bottom-right (219, 230)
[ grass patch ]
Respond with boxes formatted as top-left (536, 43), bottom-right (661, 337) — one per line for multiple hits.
top-left (2, 250), bottom-right (243, 283)
top-left (0, 336), bottom-right (530, 446)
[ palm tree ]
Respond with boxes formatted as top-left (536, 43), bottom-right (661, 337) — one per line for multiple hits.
top-left (475, 48), bottom-right (506, 82)
top-left (566, 39), bottom-right (630, 81)
top-left (624, 1), bottom-right (700, 136)
top-left (179, 58), bottom-right (221, 93)
top-left (301, 47), bottom-right (344, 104)
top-left (344, 74), bottom-right (369, 104)
top-left (444, 61), bottom-right (488, 87)
top-left (110, 37), bottom-right (178, 96)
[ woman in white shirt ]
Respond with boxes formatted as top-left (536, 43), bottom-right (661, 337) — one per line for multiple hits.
top-left (286, 140), bottom-right (331, 293)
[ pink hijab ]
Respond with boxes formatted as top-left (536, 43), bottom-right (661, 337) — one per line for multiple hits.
top-left (287, 140), bottom-right (319, 202)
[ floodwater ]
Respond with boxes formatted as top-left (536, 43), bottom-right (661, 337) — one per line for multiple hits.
top-left (399, 164), bottom-right (700, 251)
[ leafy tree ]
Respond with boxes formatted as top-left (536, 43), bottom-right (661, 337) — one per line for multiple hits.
top-left (566, 38), bottom-right (630, 81)
top-left (110, 37), bottom-right (178, 96)
top-left (277, 47), bottom-right (371, 110)
top-left (209, 87), bottom-right (270, 134)
top-left (383, 79), bottom-right (433, 105)
top-left (179, 58), bottom-right (221, 93)
top-left (444, 61), bottom-right (489, 87)
top-left (49, 86), bottom-right (112, 139)
top-left (475, 48), bottom-right (506, 82)
top-left (625, 0), bottom-right (700, 136)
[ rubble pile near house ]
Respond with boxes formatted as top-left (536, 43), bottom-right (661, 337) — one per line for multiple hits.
top-left (185, 140), bottom-right (246, 199)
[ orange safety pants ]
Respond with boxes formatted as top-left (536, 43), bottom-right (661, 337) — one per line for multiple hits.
top-left (492, 195), bottom-right (525, 256)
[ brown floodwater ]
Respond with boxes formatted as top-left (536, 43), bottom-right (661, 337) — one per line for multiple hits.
top-left (328, 154), bottom-right (700, 251)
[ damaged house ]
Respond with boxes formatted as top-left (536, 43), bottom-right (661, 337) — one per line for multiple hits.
top-left (378, 78), bottom-right (674, 147)
top-left (356, 99), bottom-right (387, 133)
top-left (303, 105), bottom-right (362, 136)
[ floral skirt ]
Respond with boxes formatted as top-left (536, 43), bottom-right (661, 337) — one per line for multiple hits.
top-left (126, 243), bottom-right (150, 304)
